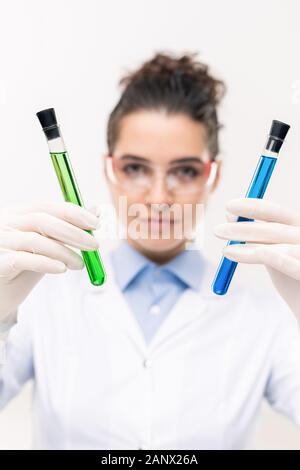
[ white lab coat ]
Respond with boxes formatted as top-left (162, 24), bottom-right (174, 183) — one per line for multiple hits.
top-left (0, 248), bottom-right (300, 450)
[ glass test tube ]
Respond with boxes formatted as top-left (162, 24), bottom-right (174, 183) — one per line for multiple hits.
top-left (36, 108), bottom-right (106, 286)
top-left (212, 120), bottom-right (290, 296)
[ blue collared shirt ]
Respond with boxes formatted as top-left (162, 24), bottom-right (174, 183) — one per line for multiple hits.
top-left (110, 240), bottom-right (205, 344)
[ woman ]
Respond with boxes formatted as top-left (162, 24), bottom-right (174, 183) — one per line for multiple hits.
top-left (0, 52), bottom-right (299, 449)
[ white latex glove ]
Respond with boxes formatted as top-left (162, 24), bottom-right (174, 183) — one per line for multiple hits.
top-left (0, 201), bottom-right (100, 326)
top-left (213, 198), bottom-right (300, 325)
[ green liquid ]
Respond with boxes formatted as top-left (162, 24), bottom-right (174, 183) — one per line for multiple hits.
top-left (50, 151), bottom-right (106, 286)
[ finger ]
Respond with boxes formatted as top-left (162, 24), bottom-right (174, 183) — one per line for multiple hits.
top-left (222, 243), bottom-right (300, 281)
top-left (225, 211), bottom-right (238, 223)
top-left (1, 212), bottom-right (99, 251)
top-left (0, 229), bottom-right (84, 270)
top-left (0, 250), bottom-right (67, 278)
top-left (86, 204), bottom-right (101, 218)
top-left (86, 204), bottom-right (102, 229)
top-left (225, 198), bottom-right (300, 226)
top-left (224, 243), bottom-right (300, 262)
top-left (214, 221), bottom-right (300, 244)
top-left (0, 201), bottom-right (99, 229)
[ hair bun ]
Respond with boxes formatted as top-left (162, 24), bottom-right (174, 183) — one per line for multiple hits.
top-left (119, 51), bottom-right (225, 105)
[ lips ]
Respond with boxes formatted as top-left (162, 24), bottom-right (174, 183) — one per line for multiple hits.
top-left (149, 218), bottom-right (174, 223)
top-left (140, 217), bottom-right (176, 224)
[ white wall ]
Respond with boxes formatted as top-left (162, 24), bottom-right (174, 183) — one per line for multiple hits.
top-left (0, 0), bottom-right (300, 449)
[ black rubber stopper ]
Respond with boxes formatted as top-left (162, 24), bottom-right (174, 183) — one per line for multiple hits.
top-left (36, 108), bottom-right (60, 140)
top-left (269, 120), bottom-right (290, 141)
top-left (266, 119), bottom-right (290, 153)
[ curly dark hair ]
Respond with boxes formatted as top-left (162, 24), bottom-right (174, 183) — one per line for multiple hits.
top-left (106, 51), bottom-right (226, 160)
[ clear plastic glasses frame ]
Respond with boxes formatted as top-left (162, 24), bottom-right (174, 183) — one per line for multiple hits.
top-left (105, 154), bottom-right (217, 195)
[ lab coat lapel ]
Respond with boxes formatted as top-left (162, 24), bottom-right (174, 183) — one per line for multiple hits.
top-left (83, 253), bottom-right (149, 355)
top-left (147, 288), bottom-right (209, 352)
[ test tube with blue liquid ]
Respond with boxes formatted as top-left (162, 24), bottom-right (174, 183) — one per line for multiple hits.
top-left (212, 120), bottom-right (290, 295)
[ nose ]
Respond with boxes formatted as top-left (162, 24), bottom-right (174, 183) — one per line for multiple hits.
top-left (144, 174), bottom-right (173, 205)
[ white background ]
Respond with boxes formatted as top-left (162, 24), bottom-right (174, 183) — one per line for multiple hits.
top-left (0, 0), bottom-right (300, 449)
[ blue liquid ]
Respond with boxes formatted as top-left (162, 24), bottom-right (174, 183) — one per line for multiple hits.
top-left (212, 155), bottom-right (277, 295)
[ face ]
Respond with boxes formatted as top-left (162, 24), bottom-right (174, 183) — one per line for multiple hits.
top-left (104, 109), bottom-right (222, 263)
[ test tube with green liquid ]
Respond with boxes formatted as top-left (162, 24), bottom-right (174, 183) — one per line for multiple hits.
top-left (36, 107), bottom-right (106, 286)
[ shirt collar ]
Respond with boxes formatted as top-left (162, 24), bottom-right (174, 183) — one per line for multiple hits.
top-left (163, 244), bottom-right (205, 291)
top-left (110, 239), bottom-right (205, 292)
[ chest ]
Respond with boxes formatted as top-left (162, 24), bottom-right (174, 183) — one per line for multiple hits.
top-left (33, 277), bottom-right (270, 449)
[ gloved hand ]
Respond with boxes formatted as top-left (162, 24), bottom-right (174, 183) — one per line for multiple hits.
top-left (0, 201), bottom-right (100, 325)
top-left (213, 198), bottom-right (300, 325)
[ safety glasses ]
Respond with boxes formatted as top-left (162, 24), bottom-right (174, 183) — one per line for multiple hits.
top-left (105, 153), bottom-right (217, 195)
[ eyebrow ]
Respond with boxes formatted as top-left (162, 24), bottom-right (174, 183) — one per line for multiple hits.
top-left (118, 154), bottom-right (206, 165)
